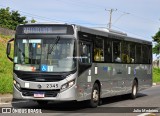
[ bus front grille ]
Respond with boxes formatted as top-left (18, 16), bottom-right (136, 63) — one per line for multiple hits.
top-left (21, 88), bottom-right (60, 97)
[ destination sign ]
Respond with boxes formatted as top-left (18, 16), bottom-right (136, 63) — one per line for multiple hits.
top-left (23, 26), bottom-right (67, 34)
top-left (16, 25), bottom-right (74, 35)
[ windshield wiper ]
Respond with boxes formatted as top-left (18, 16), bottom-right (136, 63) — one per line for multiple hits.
top-left (46, 36), bottom-right (60, 65)
top-left (48, 36), bottom-right (60, 54)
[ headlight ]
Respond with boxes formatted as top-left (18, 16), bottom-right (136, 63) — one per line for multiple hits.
top-left (61, 79), bottom-right (75, 92)
top-left (13, 80), bottom-right (21, 90)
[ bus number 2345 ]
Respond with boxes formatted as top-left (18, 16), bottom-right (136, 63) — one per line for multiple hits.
top-left (46, 84), bottom-right (58, 89)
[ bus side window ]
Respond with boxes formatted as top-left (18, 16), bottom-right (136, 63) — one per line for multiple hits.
top-left (113, 41), bottom-right (121, 63)
top-left (79, 42), bottom-right (91, 64)
top-left (121, 41), bottom-right (130, 63)
top-left (142, 45), bottom-right (150, 64)
top-left (135, 44), bottom-right (142, 63)
top-left (148, 45), bottom-right (152, 64)
top-left (130, 43), bottom-right (135, 63)
top-left (94, 38), bottom-right (104, 62)
top-left (104, 40), bottom-right (112, 62)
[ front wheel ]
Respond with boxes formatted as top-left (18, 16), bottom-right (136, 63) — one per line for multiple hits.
top-left (130, 80), bottom-right (138, 99)
top-left (89, 83), bottom-right (100, 108)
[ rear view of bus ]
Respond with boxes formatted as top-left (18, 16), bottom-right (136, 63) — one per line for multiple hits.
top-left (7, 24), bottom-right (78, 105)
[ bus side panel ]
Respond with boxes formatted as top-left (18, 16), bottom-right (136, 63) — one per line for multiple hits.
top-left (76, 63), bottom-right (112, 101)
top-left (92, 63), bottom-right (112, 98)
top-left (135, 64), bottom-right (152, 91)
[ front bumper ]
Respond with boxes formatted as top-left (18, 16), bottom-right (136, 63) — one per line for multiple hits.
top-left (13, 73), bottom-right (78, 101)
top-left (13, 84), bottom-right (77, 101)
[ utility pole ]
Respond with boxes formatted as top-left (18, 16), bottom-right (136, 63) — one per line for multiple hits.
top-left (105, 9), bottom-right (117, 29)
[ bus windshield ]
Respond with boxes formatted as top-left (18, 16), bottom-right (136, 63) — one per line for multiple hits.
top-left (14, 38), bottom-right (76, 72)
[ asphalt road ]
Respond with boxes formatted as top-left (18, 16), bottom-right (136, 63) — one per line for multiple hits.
top-left (1, 85), bottom-right (160, 116)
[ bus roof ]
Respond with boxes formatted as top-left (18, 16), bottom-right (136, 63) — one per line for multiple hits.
top-left (76, 25), bottom-right (152, 45)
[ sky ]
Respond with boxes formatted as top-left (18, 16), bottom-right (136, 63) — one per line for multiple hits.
top-left (0, 0), bottom-right (160, 59)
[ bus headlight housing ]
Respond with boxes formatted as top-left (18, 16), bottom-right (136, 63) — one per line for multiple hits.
top-left (13, 80), bottom-right (21, 91)
top-left (61, 79), bottom-right (75, 92)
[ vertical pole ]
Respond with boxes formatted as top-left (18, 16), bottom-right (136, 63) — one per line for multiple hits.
top-left (106, 9), bottom-right (117, 29)
top-left (108, 9), bottom-right (113, 29)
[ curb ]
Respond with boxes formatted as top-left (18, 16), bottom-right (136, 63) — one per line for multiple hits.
top-left (152, 82), bottom-right (160, 86)
top-left (0, 95), bottom-right (13, 104)
top-left (152, 83), bottom-right (157, 86)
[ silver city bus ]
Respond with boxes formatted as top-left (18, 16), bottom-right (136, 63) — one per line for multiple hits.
top-left (6, 23), bottom-right (152, 108)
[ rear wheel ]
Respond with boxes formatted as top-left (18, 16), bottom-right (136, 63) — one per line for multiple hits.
top-left (89, 83), bottom-right (100, 108)
top-left (130, 80), bottom-right (138, 99)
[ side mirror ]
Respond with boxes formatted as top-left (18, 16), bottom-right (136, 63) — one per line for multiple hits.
top-left (7, 43), bottom-right (11, 55)
top-left (6, 38), bottom-right (14, 62)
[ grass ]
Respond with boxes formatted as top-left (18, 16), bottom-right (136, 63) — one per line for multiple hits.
top-left (0, 35), bottom-right (13, 93)
top-left (0, 34), bottom-right (12, 39)
top-left (153, 68), bottom-right (160, 83)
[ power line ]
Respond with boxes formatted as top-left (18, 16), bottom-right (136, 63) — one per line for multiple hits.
top-left (0, 4), bottom-right (152, 39)
top-left (0, 4), bottom-right (106, 26)
top-left (112, 25), bottom-right (149, 39)
top-left (113, 12), bottom-right (130, 24)
top-left (58, 0), bottom-right (159, 25)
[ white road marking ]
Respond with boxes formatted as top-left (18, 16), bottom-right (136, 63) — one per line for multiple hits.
top-left (0, 100), bottom-right (28, 105)
top-left (138, 113), bottom-right (152, 116)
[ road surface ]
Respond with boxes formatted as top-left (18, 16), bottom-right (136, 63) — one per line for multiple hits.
top-left (1, 85), bottom-right (160, 116)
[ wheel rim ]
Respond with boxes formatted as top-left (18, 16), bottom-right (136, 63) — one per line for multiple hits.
top-left (133, 85), bottom-right (137, 96)
top-left (93, 89), bottom-right (99, 101)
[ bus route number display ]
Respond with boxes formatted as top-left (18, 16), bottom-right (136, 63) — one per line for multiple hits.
top-left (23, 26), bottom-right (67, 34)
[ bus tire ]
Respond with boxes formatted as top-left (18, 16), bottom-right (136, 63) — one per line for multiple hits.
top-left (36, 100), bottom-right (48, 106)
top-left (89, 83), bottom-right (100, 108)
top-left (130, 80), bottom-right (138, 99)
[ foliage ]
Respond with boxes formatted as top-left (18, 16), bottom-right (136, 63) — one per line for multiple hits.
top-left (152, 30), bottom-right (160, 55)
top-left (153, 30), bottom-right (160, 42)
top-left (0, 7), bottom-right (27, 30)
top-left (153, 68), bottom-right (160, 83)
top-left (153, 43), bottom-right (160, 55)
top-left (0, 7), bottom-right (36, 30)
top-left (0, 36), bottom-right (13, 93)
top-left (31, 18), bottom-right (36, 23)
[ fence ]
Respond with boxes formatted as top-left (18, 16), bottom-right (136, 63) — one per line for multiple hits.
top-left (0, 27), bottom-right (15, 36)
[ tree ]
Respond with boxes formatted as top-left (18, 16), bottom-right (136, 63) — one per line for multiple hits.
top-left (31, 18), bottom-right (36, 23)
top-left (152, 29), bottom-right (160, 55)
top-left (0, 7), bottom-right (28, 30)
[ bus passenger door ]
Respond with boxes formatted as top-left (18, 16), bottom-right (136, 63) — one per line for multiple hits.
top-left (77, 41), bottom-right (93, 100)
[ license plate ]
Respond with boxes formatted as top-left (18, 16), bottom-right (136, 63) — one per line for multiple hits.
top-left (34, 92), bottom-right (45, 98)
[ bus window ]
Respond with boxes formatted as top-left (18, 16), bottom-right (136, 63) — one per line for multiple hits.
top-left (142, 45), bottom-right (150, 64)
top-left (79, 42), bottom-right (91, 64)
top-left (148, 45), bottom-right (152, 64)
top-left (135, 44), bottom-right (142, 63)
top-left (94, 38), bottom-right (104, 62)
top-left (113, 41), bottom-right (121, 63)
top-left (121, 41), bottom-right (130, 63)
top-left (104, 40), bottom-right (112, 62)
top-left (130, 43), bottom-right (135, 63)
